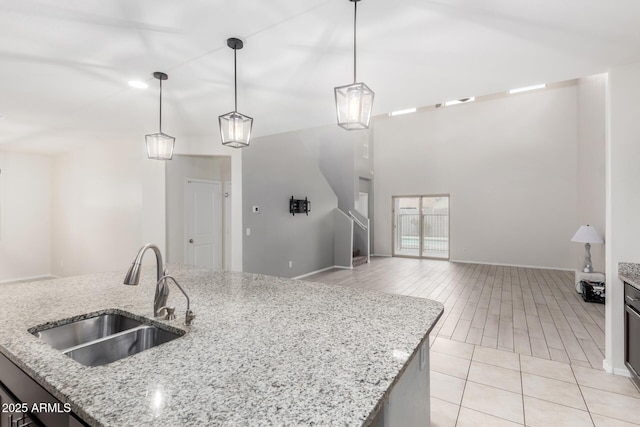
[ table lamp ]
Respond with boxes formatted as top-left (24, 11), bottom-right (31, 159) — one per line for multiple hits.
top-left (571, 225), bottom-right (604, 273)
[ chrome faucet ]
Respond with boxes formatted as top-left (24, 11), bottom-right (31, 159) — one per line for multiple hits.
top-left (157, 275), bottom-right (195, 326)
top-left (123, 243), bottom-right (169, 317)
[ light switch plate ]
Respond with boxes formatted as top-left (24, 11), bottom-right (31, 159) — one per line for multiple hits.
top-left (252, 206), bottom-right (259, 213)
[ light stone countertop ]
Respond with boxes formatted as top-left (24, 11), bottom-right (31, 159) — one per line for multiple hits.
top-left (0, 265), bottom-right (443, 426)
top-left (619, 262), bottom-right (640, 291)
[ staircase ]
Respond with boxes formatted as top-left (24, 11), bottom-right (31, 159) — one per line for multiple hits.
top-left (352, 250), bottom-right (368, 268)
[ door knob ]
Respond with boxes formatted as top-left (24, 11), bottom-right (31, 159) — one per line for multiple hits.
top-left (188, 239), bottom-right (194, 244)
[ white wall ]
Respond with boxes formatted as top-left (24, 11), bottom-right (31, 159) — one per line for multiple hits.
top-left (49, 133), bottom-right (243, 277)
top-left (0, 151), bottom-right (51, 282)
top-left (576, 75), bottom-right (607, 272)
top-left (51, 139), bottom-right (165, 276)
top-left (373, 84), bottom-right (580, 269)
top-left (605, 63), bottom-right (640, 374)
top-left (165, 155), bottom-right (230, 264)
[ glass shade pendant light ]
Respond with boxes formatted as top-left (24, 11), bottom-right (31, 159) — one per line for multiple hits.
top-left (219, 38), bottom-right (253, 149)
top-left (145, 72), bottom-right (175, 160)
top-left (334, 0), bottom-right (375, 130)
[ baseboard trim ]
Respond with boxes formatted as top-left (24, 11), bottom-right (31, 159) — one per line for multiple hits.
top-left (603, 359), bottom-right (631, 377)
top-left (0, 274), bottom-right (56, 285)
top-left (449, 259), bottom-right (574, 271)
top-left (293, 265), bottom-right (351, 280)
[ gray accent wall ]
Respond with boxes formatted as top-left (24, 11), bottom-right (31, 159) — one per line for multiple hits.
top-left (242, 128), bottom-right (340, 278)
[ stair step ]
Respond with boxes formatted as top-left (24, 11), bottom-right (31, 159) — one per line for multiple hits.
top-left (352, 255), bottom-right (368, 267)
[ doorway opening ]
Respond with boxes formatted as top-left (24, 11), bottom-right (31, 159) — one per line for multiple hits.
top-left (165, 155), bottom-right (231, 270)
top-left (392, 195), bottom-right (449, 260)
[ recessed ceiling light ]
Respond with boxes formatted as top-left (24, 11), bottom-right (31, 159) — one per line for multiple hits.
top-left (128, 80), bottom-right (149, 90)
top-left (509, 84), bottom-right (546, 94)
top-left (389, 108), bottom-right (417, 117)
top-left (444, 97), bottom-right (475, 106)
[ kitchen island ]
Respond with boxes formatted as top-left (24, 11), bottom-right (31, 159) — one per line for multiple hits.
top-left (0, 265), bottom-right (443, 426)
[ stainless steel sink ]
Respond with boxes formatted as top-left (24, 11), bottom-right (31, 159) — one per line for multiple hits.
top-left (63, 325), bottom-right (181, 366)
top-left (30, 311), bottom-right (183, 366)
top-left (33, 313), bottom-right (145, 350)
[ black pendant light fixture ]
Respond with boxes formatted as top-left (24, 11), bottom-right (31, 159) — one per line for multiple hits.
top-left (219, 37), bottom-right (253, 149)
top-left (334, 0), bottom-right (375, 130)
top-left (145, 72), bottom-right (175, 160)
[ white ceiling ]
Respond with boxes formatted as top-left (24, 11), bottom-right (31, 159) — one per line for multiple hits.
top-left (1, 0), bottom-right (639, 154)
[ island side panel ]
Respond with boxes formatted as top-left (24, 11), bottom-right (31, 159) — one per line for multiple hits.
top-left (368, 337), bottom-right (431, 426)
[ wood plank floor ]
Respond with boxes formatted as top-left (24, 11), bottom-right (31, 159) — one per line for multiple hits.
top-left (304, 257), bottom-right (606, 370)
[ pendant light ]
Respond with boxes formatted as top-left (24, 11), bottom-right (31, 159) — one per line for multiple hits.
top-left (219, 37), bottom-right (253, 148)
top-left (334, 0), bottom-right (375, 130)
top-left (145, 72), bottom-right (175, 160)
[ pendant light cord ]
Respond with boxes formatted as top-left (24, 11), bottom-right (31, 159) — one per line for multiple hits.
top-left (353, 1), bottom-right (357, 83)
top-left (159, 78), bottom-right (163, 133)
top-left (234, 47), bottom-right (238, 112)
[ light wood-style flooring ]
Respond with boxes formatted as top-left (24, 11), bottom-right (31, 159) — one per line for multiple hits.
top-left (305, 257), bottom-right (606, 370)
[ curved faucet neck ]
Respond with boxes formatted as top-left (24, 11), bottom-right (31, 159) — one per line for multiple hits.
top-left (134, 243), bottom-right (165, 282)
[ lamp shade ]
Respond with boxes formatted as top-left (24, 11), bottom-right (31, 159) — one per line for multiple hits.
top-left (571, 225), bottom-right (604, 244)
top-left (145, 132), bottom-right (175, 160)
top-left (219, 111), bottom-right (252, 148)
top-left (334, 82), bottom-right (375, 130)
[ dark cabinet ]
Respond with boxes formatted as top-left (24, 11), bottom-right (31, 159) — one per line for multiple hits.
top-left (0, 382), bottom-right (43, 427)
top-left (0, 353), bottom-right (86, 427)
top-left (624, 282), bottom-right (640, 390)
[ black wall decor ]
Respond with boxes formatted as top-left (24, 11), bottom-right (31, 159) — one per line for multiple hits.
top-left (290, 196), bottom-right (310, 216)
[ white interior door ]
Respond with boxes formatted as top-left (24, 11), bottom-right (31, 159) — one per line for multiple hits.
top-left (185, 180), bottom-right (222, 269)
top-left (357, 191), bottom-right (369, 217)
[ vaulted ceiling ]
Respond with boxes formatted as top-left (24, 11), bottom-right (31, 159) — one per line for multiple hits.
top-left (1, 0), bottom-right (639, 154)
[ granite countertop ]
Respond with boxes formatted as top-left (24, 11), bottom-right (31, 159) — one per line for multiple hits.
top-left (0, 265), bottom-right (443, 426)
top-left (619, 262), bottom-right (640, 291)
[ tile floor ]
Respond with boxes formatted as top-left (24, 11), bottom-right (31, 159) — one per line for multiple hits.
top-left (306, 257), bottom-right (606, 369)
top-left (429, 336), bottom-right (640, 426)
top-left (306, 257), bottom-right (640, 426)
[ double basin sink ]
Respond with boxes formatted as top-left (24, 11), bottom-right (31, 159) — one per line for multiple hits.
top-left (29, 311), bottom-right (184, 367)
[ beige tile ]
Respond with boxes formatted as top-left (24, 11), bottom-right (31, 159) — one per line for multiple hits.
top-left (571, 359), bottom-right (594, 369)
top-left (541, 321), bottom-right (564, 349)
top-left (513, 328), bottom-right (532, 356)
top-left (456, 407), bottom-right (523, 427)
top-left (431, 337), bottom-right (474, 360)
top-left (591, 413), bottom-right (640, 427)
top-left (529, 337), bottom-right (550, 360)
top-left (523, 396), bottom-right (592, 427)
top-left (430, 351), bottom-right (471, 379)
top-left (465, 326), bottom-right (483, 345)
top-left (549, 347), bottom-right (570, 363)
top-left (521, 372), bottom-right (586, 410)
top-left (472, 345), bottom-right (520, 371)
top-left (468, 361), bottom-right (522, 393)
top-left (558, 328), bottom-right (589, 362)
top-left (452, 319), bottom-right (472, 342)
top-left (430, 397), bottom-right (459, 427)
top-left (581, 386), bottom-right (640, 424)
top-left (481, 335), bottom-right (498, 348)
top-left (498, 320), bottom-right (514, 350)
top-left (572, 365), bottom-right (640, 398)
top-left (520, 354), bottom-right (575, 383)
top-left (431, 371), bottom-right (466, 405)
top-left (461, 381), bottom-right (524, 424)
